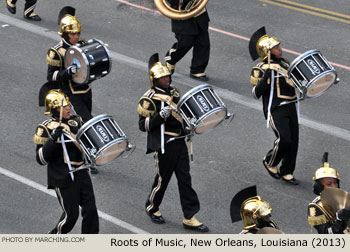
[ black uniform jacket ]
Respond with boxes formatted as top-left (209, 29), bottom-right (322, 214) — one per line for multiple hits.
top-left (33, 116), bottom-right (85, 189)
top-left (251, 58), bottom-right (297, 119)
top-left (308, 196), bottom-right (350, 234)
top-left (169, 0), bottom-right (209, 35)
top-left (46, 39), bottom-right (91, 95)
top-left (138, 86), bottom-right (185, 154)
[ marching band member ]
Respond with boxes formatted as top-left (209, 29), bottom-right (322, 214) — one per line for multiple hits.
top-left (307, 152), bottom-right (350, 234)
top-left (33, 89), bottom-right (99, 234)
top-left (249, 27), bottom-right (299, 185)
top-left (46, 6), bottom-right (98, 173)
top-left (137, 53), bottom-right (208, 232)
top-left (6, 0), bottom-right (41, 21)
top-left (165, 0), bottom-right (210, 81)
top-left (230, 186), bottom-right (280, 234)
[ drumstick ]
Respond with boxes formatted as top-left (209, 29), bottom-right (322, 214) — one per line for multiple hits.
top-left (268, 49), bottom-right (271, 69)
top-left (190, 138), bottom-right (193, 161)
top-left (59, 97), bottom-right (64, 126)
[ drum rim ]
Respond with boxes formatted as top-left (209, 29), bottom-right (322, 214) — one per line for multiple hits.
top-left (288, 49), bottom-right (323, 76)
top-left (65, 45), bottom-right (90, 84)
top-left (76, 114), bottom-right (111, 140)
top-left (177, 83), bottom-right (214, 108)
top-left (91, 137), bottom-right (129, 166)
top-left (93, 38), bottom-right (112, 75)
top-left (191, 106), bottom-right (227, 134)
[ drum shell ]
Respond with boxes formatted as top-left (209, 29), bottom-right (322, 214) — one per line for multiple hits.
top-left (76, 114), bottom-right (128, 166)
top-left (177, 84), bottom-right (227, 134)
top-left (288, 49), bottom-right (336, 98)
top-left (65, 39), bottom-right (112, 85)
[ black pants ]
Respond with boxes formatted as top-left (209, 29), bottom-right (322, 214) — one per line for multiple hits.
top-left (146, 139), bottom-right (200, 219)
top-left (10, 0), bottom-right (37, 17)
top-left (266, 103), bottom-right (299, 176)
top-left (50, 170), bottom-right (99, 234)
top-left (167, 29), bottom-right (210, 75)
top-left (68, 90), bottom-right (93, 123)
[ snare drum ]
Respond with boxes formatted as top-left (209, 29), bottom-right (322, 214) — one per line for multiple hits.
top-left (177, 84), bottom-right (227, 134)
top-left (288, 50), bottom-right (337, 98)
top-left (65, 39), bottom-right (112, 85)
top-left (76, 114), bottom-right (128, 166)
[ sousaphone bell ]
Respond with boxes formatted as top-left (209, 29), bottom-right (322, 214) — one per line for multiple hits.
top-left (154, 0), bottom-right (208, 20)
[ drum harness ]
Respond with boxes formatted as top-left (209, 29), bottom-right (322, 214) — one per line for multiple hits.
top-left (60, 132), bottom-right (91, 181)
top-left (267, 69), bottom-right (301, 128)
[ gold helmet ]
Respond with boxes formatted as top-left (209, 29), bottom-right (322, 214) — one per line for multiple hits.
top-left (241, 196), bottom-right (272, 230)
top-left (44, 89), bottom-right (70, 115)
top-left (230, 186), bottom-right (272, 230)
top-left (313, 152), bottom-right (340, 181)
top-left (149, 53), bottom-right (171, 88)
top-left (57, 6), bottom-right (81, 37)
top-left (249, 27), bottom-right (280, 62)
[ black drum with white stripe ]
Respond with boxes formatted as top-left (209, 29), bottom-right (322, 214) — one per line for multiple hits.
top-left (288, 50), bottom-right (337, 98)
top-left (76, 114), bottom-right (128, 166)
top-left (177, 84), bottom-right (228, 134)
top-left (65, 39), bottom-right (112, 85)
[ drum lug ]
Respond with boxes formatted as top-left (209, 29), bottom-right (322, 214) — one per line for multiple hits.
top-left (90, 75), bottom-right (96, 79)
top-left (102, 71), bottom-right (108, 75)
top-left (87, 39), bottom-right (94, 44)
top-left (90, 62), bottom-right (95, 66)
top-left (102, 58), bottom-right (108, 62)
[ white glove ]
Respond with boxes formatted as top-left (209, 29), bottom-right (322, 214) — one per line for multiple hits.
top-left (67, 64), bottom-right (77, 75)
top-left (159, 106), bottom-right (172, 119)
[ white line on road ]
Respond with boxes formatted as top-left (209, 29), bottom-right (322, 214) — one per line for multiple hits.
top-left (0, 166), bottom-right (149, 234)
top-left (0, 13), bottom-right (349, 141)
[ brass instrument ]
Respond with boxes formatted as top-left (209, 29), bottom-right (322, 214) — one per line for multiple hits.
top-left (154, 0), bottom-right (208, 20)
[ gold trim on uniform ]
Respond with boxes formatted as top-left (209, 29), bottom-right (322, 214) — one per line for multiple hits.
top-left (68, 119), bottom-right (78, 127)
top-left (164, 131), bottom-right (181, 137)
top-left (69, 81), bottom-right (91, 94)
top-left (46, 56), bottom-right (61, 67)
top-left (137, 97), bottom-right (156, 118)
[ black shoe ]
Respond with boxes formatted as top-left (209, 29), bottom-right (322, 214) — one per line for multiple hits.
top-left (146, 210), bottom-right (165, 224)
top-left (24, 13), bottom-right (41, 21)
top-left (90, 167), bottom-right (99, 174)
top-left (262, 159), bottom-right (280, 179)
top-left (281, 175), bottom-right (299, 185)
top-left (183, 223), bottom-right (209, 232)
top-left (183, 216), bottom-right (209, 232)
top-left (6, 0), bottom-right (16, 14)
top-left (190, 73), bottom-right (209, 81)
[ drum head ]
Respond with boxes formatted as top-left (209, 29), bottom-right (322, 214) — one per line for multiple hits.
top-left (65, 46), bottom-right (89, 84)
top-left (195, 108), bottom-right (227, 134)
top-left (94, 140), bottom-right (128, 165)
top-left (306, 71), bottom-right (336, 98)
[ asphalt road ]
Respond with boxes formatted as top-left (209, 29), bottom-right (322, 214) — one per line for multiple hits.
top-left (0, 0), bottom-right (349, 234)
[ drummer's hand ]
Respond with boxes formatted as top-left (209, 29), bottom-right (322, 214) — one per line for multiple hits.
top-left (336, 208), bottom-right (350, 221)
top-left (67, 64), bottom-right (77, 75)
top-left (50, 126), bottom-right (64, 142)
top-left (262, 69), bottom-right (271, 81)
top-left (159, 106), bottom-right (172, 119)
